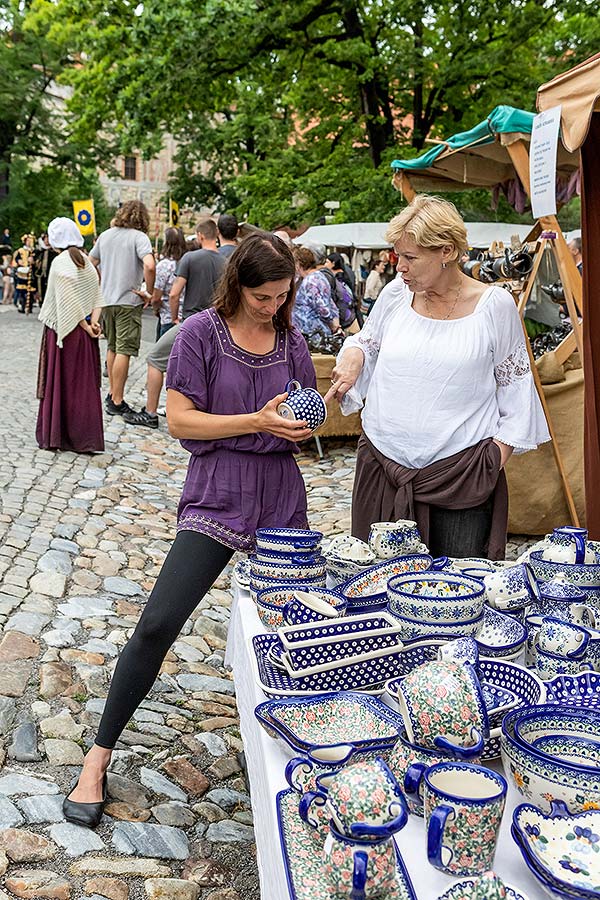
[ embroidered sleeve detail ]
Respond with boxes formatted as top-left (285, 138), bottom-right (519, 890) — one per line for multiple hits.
top-left (357, 334), bottom-right (380, 359)
top-left (494, 343), bottom-right (531, 386)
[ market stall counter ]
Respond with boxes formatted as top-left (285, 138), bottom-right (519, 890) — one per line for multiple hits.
top-left (226, 583), bottom-right (548, 900)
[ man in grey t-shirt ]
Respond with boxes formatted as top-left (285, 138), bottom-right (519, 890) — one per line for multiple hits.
top-left (122, 216), bottom-right (225, 429)
top-left (90, 200), bottom-right (155, 416)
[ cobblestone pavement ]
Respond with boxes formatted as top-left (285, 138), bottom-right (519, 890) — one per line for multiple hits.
top-left (0, 306), bottom-right (538, 900)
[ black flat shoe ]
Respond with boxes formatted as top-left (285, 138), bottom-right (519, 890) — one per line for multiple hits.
top-left (62, 773), bottom-right (107, 829)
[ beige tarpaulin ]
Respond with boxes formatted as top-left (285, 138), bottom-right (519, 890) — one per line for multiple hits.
top-left (537, 52), bottom-right (600, 152)
top-left (506, 368), bottom-right (584, 534)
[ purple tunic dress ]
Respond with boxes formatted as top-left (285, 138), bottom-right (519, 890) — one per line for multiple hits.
top-left (166, 308), bottom-right (317, 551)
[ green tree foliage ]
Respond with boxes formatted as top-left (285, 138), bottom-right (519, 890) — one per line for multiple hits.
top-left (27, 0), bottom-right (600, 226)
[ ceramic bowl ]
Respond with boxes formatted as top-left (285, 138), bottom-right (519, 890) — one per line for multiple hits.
top-left (340, 553), bottom-right (438, 607)
top-left (387, 571), bottom-right (485, 622)
top-left (535, 647), bottom-right (593, 681)
top-left (529, 550), bottom-right (600, 588)
top-left (532, 733), bottom-right (600, 768)
top-left (513, 707), bottom-right (600, 762)
top-left (325, 535), bottom-right (376, 563)
top-left (512, 802), bottom-right (600, 899)
top-left (437, 875), bottom-right (529, 900)
top-left (450, 557), bottom-right (498, 574)
top-left (249, 554), bottom-right (327, 581)
top-left (255, 584), bottom-right (338, 630)
top-left (475, 606), bottom-right (527, 659)
top-left (325, 556), bottom-right (374, 589)
top-left (546, 670), bottom-right (600, 708)
top-left (280, 589), bottom-right (348, 626)
top-left (254, 527), bottom-right (322, 553)
top-left (483, 562), bottom-right (538, 611)
top-left (385, 607), bottom-right (484, 641)
top-left (255, 546), bottom-right (321, 563)
top-left (501, 705), bottom-right (600, 813)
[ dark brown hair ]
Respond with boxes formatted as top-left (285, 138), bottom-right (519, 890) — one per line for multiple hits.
top-left (213, 232), bottom-right (296, 330)
top-left (162, 227), bottom-right (187, 262)
top-left (67, 247), bottom-right (86, 269)
top-left (112, 199), bottom-right (150, 233)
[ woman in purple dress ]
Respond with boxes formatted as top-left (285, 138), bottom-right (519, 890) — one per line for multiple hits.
top-left (64, 232), bottom-right (317, 828)
top-left (36, 217), bottom-right (105, 453)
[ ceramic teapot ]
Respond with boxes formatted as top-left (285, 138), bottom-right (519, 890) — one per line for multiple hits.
top-left (540, 527), bottom-right (595, 565)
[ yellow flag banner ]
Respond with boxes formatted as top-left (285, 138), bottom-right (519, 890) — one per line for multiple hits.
top-left (169, 198), bottom-right (180, 227)
top-left (73, 199), bottom-right (96, 236)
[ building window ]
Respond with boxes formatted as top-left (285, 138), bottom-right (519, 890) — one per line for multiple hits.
top-left (124, 156), bottom-right (137, 180)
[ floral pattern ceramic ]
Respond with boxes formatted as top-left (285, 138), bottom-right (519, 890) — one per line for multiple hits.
top-left (322, 825), bottom-right (399, 896)
top-left (341, 554), bottom-right (434, 603)
top-left (276, 788), bottom-right (417, 900)
top-left (256, 586), bottom-right (342, 632)
top-left (532, 733), bottom-right (600, 768)
top-left (386, 608), bottom-right (484, 641)
top-left (368, 520), bottom-right (422, 559)
top-left (538, 616), bottom-right (590, 659)
top-left (514, 708), bottom-right (600, 755)
top-left (424, 763), bottom-right (507, 876)
top-left (387, 571), bottom-right (485, 623)
top-left (483, 563), bottom-right (538, 611)
top-left (324, 756), bottom-right (407, 834)
top-left (250, 554), bottom-right (327, 580)
top-left (437, 873), bottom-right (529, 900)
top-left (513, 803), bottom-right (600, 895)
top-left (501, 706), bottom-right (600, 813)
top-left (438, 637), bottom-right (480, 668)
top-left (396, 660), bottom-right (488, 751)
top-left (529, 551), bottom-right (600, 589)
top-left (255, 527), bottom-right (322, 553)
top-left (256, 693), bottom-right (404, 750)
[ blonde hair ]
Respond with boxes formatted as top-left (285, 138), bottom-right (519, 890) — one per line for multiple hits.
top-left (385, 195), bottom-right (468, 263)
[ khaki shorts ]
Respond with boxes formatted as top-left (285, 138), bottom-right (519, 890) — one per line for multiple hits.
top-left (146, 321), bottom-right (181, 374)
top-left (102, 305), bottom-right (143, 357)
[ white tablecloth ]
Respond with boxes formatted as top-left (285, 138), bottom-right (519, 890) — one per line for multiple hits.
top-left (225, 585), bottom-right (548, 900)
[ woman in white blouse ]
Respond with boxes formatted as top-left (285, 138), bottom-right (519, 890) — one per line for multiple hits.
top-left (326, 195), bottom-right (549, 559)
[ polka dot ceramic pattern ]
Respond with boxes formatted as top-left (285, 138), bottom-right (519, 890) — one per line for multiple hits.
top-left (277, 382), bottom-right (327, 431)
top-left (546, 671), bottom-right (600, 707)
top-left (276, 789), bottom-right (417, 900)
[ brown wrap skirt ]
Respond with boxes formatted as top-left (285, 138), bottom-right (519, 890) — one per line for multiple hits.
top-left (352, 434), bottom-right (509, 560)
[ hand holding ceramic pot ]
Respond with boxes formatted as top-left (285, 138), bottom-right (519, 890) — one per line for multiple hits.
top-left (276, 380), bottom-right (327, 432)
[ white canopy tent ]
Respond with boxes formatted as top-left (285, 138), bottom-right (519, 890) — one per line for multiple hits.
top-left (293, 221), bottom-right (535, 251)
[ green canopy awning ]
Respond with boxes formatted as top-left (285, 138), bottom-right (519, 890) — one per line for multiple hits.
top-left (391, 105), bottom-right (578, 192)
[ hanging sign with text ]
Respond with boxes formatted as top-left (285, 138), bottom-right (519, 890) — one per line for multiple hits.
top-left (529, 105), bottom-right (562, 219)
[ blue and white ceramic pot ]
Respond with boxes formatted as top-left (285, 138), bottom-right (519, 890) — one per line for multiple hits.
top-left (276, 380), bottom-right (327, 432)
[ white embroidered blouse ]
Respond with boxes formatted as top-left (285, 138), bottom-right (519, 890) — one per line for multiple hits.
top-left (339, 276), bottom-right (550, 469)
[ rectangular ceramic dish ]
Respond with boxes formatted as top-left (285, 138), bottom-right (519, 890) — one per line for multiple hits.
top-left (278, 611), bottom-right (401, 649)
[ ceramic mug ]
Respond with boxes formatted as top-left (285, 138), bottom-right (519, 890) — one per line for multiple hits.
top-left (437, 637), bottom-right (480, 669)
top-left (540, 526), bottom-right (594, 564)
top-left (538, 615), bottom-right (590, 659)
top-left (368, 520), bottom-right (421, 559)
top-left (424, 762), bottom-right (507, 877)
top-left (321, 822), bottom-right (399, 899)
top-left (483, 562), bottom-right (538, 611)
top-left (276, 380), bottom-right (327, 432)
top-left (395, 660), bottom-right (488, 755)
top-left (534, 646), bottom-right (593, 681)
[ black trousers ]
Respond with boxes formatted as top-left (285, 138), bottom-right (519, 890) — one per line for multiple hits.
top-left (428, 496), bottom-right (494, 559)
top-left (96, 531), bottom-right (234, 749)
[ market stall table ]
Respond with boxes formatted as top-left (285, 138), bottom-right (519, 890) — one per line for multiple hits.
top-left (225, 583), bottom-right (549, 900)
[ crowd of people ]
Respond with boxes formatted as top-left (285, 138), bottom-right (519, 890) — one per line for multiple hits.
top-left (1, 230), bottom-right (58, 312)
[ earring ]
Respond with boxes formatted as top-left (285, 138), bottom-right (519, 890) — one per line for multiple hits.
top-left (441, 262), bottom-right (447, 269)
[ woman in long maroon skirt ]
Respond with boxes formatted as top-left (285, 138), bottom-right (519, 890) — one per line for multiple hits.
top-left (36, 217), bottom-right (105, 453)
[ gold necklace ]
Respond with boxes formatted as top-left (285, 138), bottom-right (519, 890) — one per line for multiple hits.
top-left (424, 281), bottom-right (463, 320)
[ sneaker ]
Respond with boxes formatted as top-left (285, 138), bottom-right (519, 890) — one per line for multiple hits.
top-left (122, 406), bottom-right (159, 429)
top-left (105, 397), bottom-right (133, 416)
top-left (156, 406), bottom-right (167, 417)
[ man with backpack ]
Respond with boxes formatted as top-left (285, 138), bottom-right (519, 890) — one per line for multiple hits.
top-left (319, 252), bottom-right (359, 331)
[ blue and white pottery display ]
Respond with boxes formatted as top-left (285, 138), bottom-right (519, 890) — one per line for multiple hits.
top-left (281, 629), bottom-right (403, 676)
top-left (256, 692), bottom-right (404, 753)
top-left (255, 527), bottom-right (322, 553)
top-left (368, 520), bottom-right (422, 559)
top-left (233, 557), bottom-right (252, 587)
top-left (326, 535), bottom-right (375, 563)
top-left (249, 554), bottom-right (327, 581)
top-left (278, 611), bottom-right (400, 647)
top-left (276, 379), bottom-right (327, 432)
top-left (540, 525), bottom-right (595, 564)
top-left (483, 562), bottom-right (538, 611)
top-left (450, 557), bottom-right (497, 574)
top-left (513, 801), bottom-right (600, 898)
top-left (546, 671), bottom-right (600, 708)
top-left (529, 551), bottom-right (600, 589)
top-left (340, 553), bottom-right (442, 609)
top-left (276, 787), bottom-right (417, 900)
top-left (387, 571), bottom-right (485, 623)
top-left (255, 546), bottom-right (320, 563)
top-left (251, 572), bottom-right (326, 604)
top-left (514, 707), bottom-right (600, 757)
top-left (437, 873), bottom-right (529, 900)
top-left (438, 637), bottom-right (480, 668)
top-left (281, 589), bottom-right (347, 626)
top-left (386, 607), bottom-right (484, 640)
top-left (532, 733), bottom-right (600, 768)
top-left (501, 705), bottom-right (600, 813)
top-left (475, 606), bottom-right (527, 659)
top-left (538, 616), bottom-right (590, 659)
top-left (525, 613), bottom-right (545, 667)
top-left (534, 646), bottom-right (593, 681)
top-left (255, 585), bottom-right (341, 631)
top-left (531, 576), bottom-right (596, 630)
top-left (325, 556), bottom-right (374, 589)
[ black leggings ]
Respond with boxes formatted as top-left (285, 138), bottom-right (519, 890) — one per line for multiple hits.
top-left (428, 496), bottom-right (494, 559)
top-left (96, 531), bottom-right (234, 749)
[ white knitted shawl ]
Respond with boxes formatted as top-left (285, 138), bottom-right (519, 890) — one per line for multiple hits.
top-left (38, 251), bottom-right (105, 347)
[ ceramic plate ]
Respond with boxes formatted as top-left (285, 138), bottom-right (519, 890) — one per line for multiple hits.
top-left (513, 803), bottom-right (600, 897)
top-left (255, 692), bottom-right (404, 751)
top-left (277, 788), bottom-right (417, 900)
top-left (546, 672), bottom-right (600, 708)
top-left (437, 879), bottom-right (529, 900)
